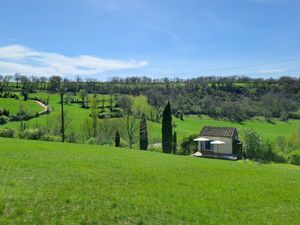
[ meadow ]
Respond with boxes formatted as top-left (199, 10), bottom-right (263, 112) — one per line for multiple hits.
top-left (2, 92), bottom-right (299, 145)
top-left (0, 98), bottom-right (43, 115)
top-left (0, 138), bottom-right (299, 224)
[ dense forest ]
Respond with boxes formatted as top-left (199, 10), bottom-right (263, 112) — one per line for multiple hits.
top-left (1, 74), bottom-right (299, 122)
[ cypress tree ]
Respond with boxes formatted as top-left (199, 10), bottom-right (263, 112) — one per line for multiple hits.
top-left (162, 101), bottom-right (172, 153)
top-left (139, 113), bottom-right (148, 150)
top-left (172, 132), bottom-right (177, 154)
top-left (115, 130), bottom-right (120, 147)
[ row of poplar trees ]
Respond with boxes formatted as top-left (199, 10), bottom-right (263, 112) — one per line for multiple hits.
top-left (115, 101), bottom-right (177, 153)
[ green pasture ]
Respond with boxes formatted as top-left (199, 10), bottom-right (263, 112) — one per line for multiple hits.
top-left (0, 138), bottom-right (299, 224)
top-left (1, 92), bottom-right (299, 144)
top-left (0, 98), bottom-right (43, 115)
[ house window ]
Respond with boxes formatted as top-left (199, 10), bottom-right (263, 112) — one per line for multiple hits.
top-left (204, 141), bottom-right (213, 151)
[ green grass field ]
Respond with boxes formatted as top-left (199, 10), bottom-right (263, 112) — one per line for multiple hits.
top-left (0, 138), bottom-right (299, 224)
top-left (0, 98), bottom-right (43, 115)
top-left (172, 115), bottom-right (300, 141)
top-left (1, 92), bottom-right (300, 144)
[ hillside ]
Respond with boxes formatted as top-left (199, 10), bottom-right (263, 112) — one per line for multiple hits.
top-left (0, 138), bottom-right (299, 224)
top-left (0, 98), bottom-right (43, 115)
top-left (2, 92), bottom-right (300, 144)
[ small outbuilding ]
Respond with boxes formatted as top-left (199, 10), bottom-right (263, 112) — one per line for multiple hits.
top-left (195, 126), bottom-right (242, 156)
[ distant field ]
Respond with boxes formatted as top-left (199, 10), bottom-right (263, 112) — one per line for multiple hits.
top-left (0, 138), bottom-right (299, 224)
top-left (173, 115), bottom-right (300, 141)
top-left (148, 115), bottom-right (300, 142)
top-left (1, 92), bottom-right (300, 144)
top-left (0, 98), bottom-right (43, 115)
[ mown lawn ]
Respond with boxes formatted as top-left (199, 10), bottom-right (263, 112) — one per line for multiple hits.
top-left (0, 98), bottom-right (43, 115)
top-left (0, 138), bottom-right (299, 224)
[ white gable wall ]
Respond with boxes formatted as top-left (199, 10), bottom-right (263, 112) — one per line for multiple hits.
top-left (198, 136), bottom-right (233, 154)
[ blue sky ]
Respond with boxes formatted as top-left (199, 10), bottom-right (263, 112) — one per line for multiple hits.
top-left (0, 0), bottom-right (299, 79)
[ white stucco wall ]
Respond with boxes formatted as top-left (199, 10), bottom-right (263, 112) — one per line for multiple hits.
top-left (198, 136), bottom-right (233, 154)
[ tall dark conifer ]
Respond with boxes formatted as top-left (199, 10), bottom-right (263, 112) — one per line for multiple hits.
top-left (162, 101), bottom-right (172, 153)
top-left (115, 130), bottom-right (120, 147)
top-left (139, 113), bottom-right (148, 150)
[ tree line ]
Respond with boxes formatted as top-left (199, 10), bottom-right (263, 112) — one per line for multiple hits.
top-left (1, 74), bottom-right (299, 122)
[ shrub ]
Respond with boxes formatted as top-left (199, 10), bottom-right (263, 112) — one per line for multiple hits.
top-left (179, 134), bottom-right (198, 155)
top-left (110, 111), bottom-right (123, 118)
top-left (272, 151), bottom-right (287, 163)
top-left (275, 135), bottom-right (286, 151)
top-left (288, 150), bottom-right (300, 166)
top-left (242, 129), bottom-right (275, 161)
top-left (0, 115), bottom-right (8, 125)
top-left (0, 108), bottom-right (10, 117)
top-left (0, 128), bottom-right (15, 138)
top-left (19, 128), bottom-right (44, 140)
top-left (148, 143), bottom-right (162, 152)
top-left (41, 135), bottom-right (61, 142)
top-left (260, 139), bottom-right (275, 161)
top-left (86, 137), bottom-right (97, 145)
top-left (287, 127), bottom-right (300, 150)
top-left (66, 131), bottom-right (78, 143)
top-left (99, 113), bottom-right (110, 119)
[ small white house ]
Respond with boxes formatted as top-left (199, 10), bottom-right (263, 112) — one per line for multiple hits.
top-left (196, 126), bottom-right (241, 155)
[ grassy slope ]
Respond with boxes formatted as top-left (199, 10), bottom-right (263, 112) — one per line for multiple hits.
top-left (0, 98), bottom-right (42, 115)
top-left (0, 138), bottom-right (299, 225)
top-left (2, 92), bottom-right (300, 143)
top-left (174, 115), bottom-right (300, 141)
top-left (148, 115), bottom-right (300, 142)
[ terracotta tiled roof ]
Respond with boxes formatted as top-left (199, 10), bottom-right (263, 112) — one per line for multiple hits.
top-left (200, 126), bottom-right (237, 138)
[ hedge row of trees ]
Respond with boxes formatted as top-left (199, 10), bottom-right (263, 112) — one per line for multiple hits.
top-left (1, 74), bottom-right (299, 121)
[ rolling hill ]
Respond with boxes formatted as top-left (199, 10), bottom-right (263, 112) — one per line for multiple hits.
top-left (2, 92), bottom-right (300, 145)
top-left (0, 138), bottom-right (299, 224)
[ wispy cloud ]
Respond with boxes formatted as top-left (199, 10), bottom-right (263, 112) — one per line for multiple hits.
top-left (0, 45), bottom-right (147, 76)
top-left (256, 69), bottom-right (284, 74)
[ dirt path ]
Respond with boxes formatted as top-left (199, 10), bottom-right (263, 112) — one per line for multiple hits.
top-left (34, 100), bottom-right (48, 114)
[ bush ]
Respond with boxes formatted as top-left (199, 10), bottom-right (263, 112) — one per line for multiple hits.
top-left (99, 113), bottom-right (111, 119)
top-left (41, 135), bottom-right (61, 142)
top-left (110, 111), bottom-right (123, 118)
top-left (242, 129), bottom-right (275, 161)
top-left (0, 108), bottom-right (10, 117)
top-left (0, 128), bottom-right (15, 138)
top-left (86, 137), bottom-right (97, 145)
top-left (66, 131), bottom-right (78, 143)
top-left (272, 151), bottom-right (287, 163)
top-left (179, 134), bottom-right (198, 155)
top-left (288, 150), bottom-right (300, 165)
top-left (287, 127), bottom-right (300, 150)
top-left (0, 115), bottom-right (8, 125)
top-left (10, 105), bottom-right (35, 121)
top-left (148, 143), bottom-right (162, 152)
top-left (19, 128), bottom-right (44, 140)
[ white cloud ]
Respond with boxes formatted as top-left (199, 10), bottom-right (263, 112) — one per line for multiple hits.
top-left (256, 69), bottom-right (284, 74)
top-left (0, 45), bottom-right (147, 76)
